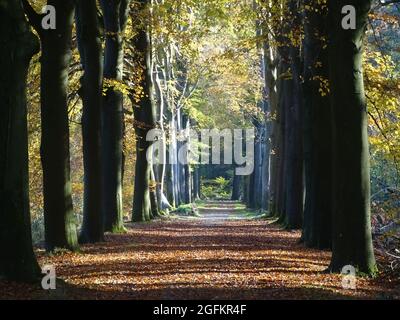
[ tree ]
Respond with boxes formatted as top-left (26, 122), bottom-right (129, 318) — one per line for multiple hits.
top-left (23, 0), bottom-right (78, 251)
top-left (267, 1), bottom-right (303, 229)
top-left (281, 0), bottom-right (303, 230)
top-left (100, 0), bottom-right (130, 232)
top-left (131, 0), bottom-right (157, 222)
top-left (302, 0), bottom-right (332, 249)
top-left (76, 0), bottom-right (104, 243)
top-left (328, 0), bottom-right (376, 274)
top-left (0, 0), bottom-right (41, 281)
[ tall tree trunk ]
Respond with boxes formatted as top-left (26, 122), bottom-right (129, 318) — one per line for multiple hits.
top-left (161, 47), bottom-right (177, 207)
top-left (24, 0), bottom-right (78, 251)
top-left (284, 47), bottom-right (303, 230)
top-left (253, 127), bottom-right (263, 209)
top-left (131, 0), bottom-right (157, 222)
top-left (253, 10), bottom-right (266, 210)
top-left (154, 67), bottom-right (171, 211)
top-left (328, 0), bottom-right (376, 274)
top-left (302, 2), bottom-right (332, 249)
top-left (76, 0), bottom-right (104, 243)
top-left (166, 136), bottom-right (176, 207)
top-left (268, 71), bottom-right (282, 216)
top-left (273, 61), bottom-right (288, 219)
top-left (0, 0), bottom-right (41, 282)
top-left (183, 115), bottom-right (192, 204)
top-left (170, 112), bottom-right (180, 206)
top-left (262, 39), bottom-right (277, 213)
top-left (281, 1), bottom-right (303, 230)
top-left (100, 0), bottom-right (129, 232)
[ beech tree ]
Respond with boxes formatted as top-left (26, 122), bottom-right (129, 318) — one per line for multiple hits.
top-left (328, 0), bottom-right (376, 274)
top-left (2, 0), bottom-right (393, 286)
top-left (0, 0), bottom-right (41, 282)
top-left (302, 0), bottom-right (332, 249)
top-left (100, 0), bottom-right (130, 232)
top-left (76, 0), bottom-right (104, 243)
top-left (23, 0), bottom-right (78, 251)
top-left (282, 0), bottom-right (303, 230)
top-left (131, 0), bottom-right (157, 222)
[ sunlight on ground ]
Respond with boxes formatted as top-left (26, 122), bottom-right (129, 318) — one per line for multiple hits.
top-left (16, 202), bottom-right (394, 300)
top-left (0, 202), bottom-right (397, 300)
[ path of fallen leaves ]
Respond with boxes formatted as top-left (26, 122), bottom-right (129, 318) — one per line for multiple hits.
top-left (1, 201), bottom-right (399, 300)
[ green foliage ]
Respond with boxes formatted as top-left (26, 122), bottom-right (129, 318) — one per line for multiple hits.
top-left (175, 204), bottom-right (200, 217)
top-left (201, 177), bottom-right (231, 200)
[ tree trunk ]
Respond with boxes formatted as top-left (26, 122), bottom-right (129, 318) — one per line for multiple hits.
top-left (283, 46), bottom-right (303, 230)
top-left (100, 0), bottom-right (129, 232)
top-left (262, 38), bottom-right (277, 213)
top-left (23, 0), bottom-right (78, 251)
top-left (231, 173), bottom-right (241, 201)
top-left (193, 167), bottom-right (201, 200)
top-left (76, 0), bottom-right (104, 243)
top-left (183, 115), bottom-right (192, 204)
top-left (273, 61), bottom-right (288, 219)
top-left (131, 0), bottom-right (157, 222)
top-left (247, 172), bottom-right (256, 209)
top-left (328, 0), bottom-right (376, 274)
top-left (253, 128), bottom-right (263, 209)
top-left (0, 0), bottom-right (41, 282)
top-left (154, 66), bottom-right (171, 211)
top-left (302, 2), bottom-right (332, 249)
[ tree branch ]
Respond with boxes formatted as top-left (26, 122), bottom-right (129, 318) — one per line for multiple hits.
top-left (21, 0), bottom-right (42, 32)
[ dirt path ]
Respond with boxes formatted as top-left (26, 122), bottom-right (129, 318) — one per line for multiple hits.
top-left (1, 201), bottom-right (398, 300)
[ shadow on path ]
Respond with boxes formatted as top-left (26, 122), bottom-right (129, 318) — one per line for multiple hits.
top-left (0, 201), bottom-right (397, 300)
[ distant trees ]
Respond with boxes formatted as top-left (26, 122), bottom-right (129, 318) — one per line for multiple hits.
top-left (257, 0), bottom-right (303, 229)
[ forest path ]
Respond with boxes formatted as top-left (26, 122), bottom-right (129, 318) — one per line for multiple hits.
top-left (195, 201), bottom-right (245, 223)
top-left (2, 201), bottom-right (397, 300)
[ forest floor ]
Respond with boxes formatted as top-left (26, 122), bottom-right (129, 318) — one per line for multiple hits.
top-left (0, 201), bottom-right (399, 300)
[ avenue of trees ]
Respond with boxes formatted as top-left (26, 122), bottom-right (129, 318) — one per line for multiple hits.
top-left (1, 0), bottom-right (399, 282)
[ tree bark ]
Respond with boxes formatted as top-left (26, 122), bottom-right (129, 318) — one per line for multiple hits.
top-left (154, 66), bottom-right (171, 211)
top-left (193, 166), bottom-right (201, 200)
top-left (262, 38), bottom-right (277, 213)
top-left (302, 2), bottom-right (332, 249)
top-left (273, 61), bottom-right (288, 219)
top-left (100, 0), bottom-right (129, 232)
top-left (231, 173), bottom-right (241, 201)
top-left (283, 47), bottom-right (303, 230)
top-left (0, 0), bottom-right (41, 281)
top-left (281, 1), bottom-right (303, 230)
top-left (76, 0), bottom-right (104, 243)
top-left (131, 0), bottom-right (157, 222)
top-left (328, 0), bottom-right (376, 274)
top-left (24, 0), bottom-right (78, 251)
